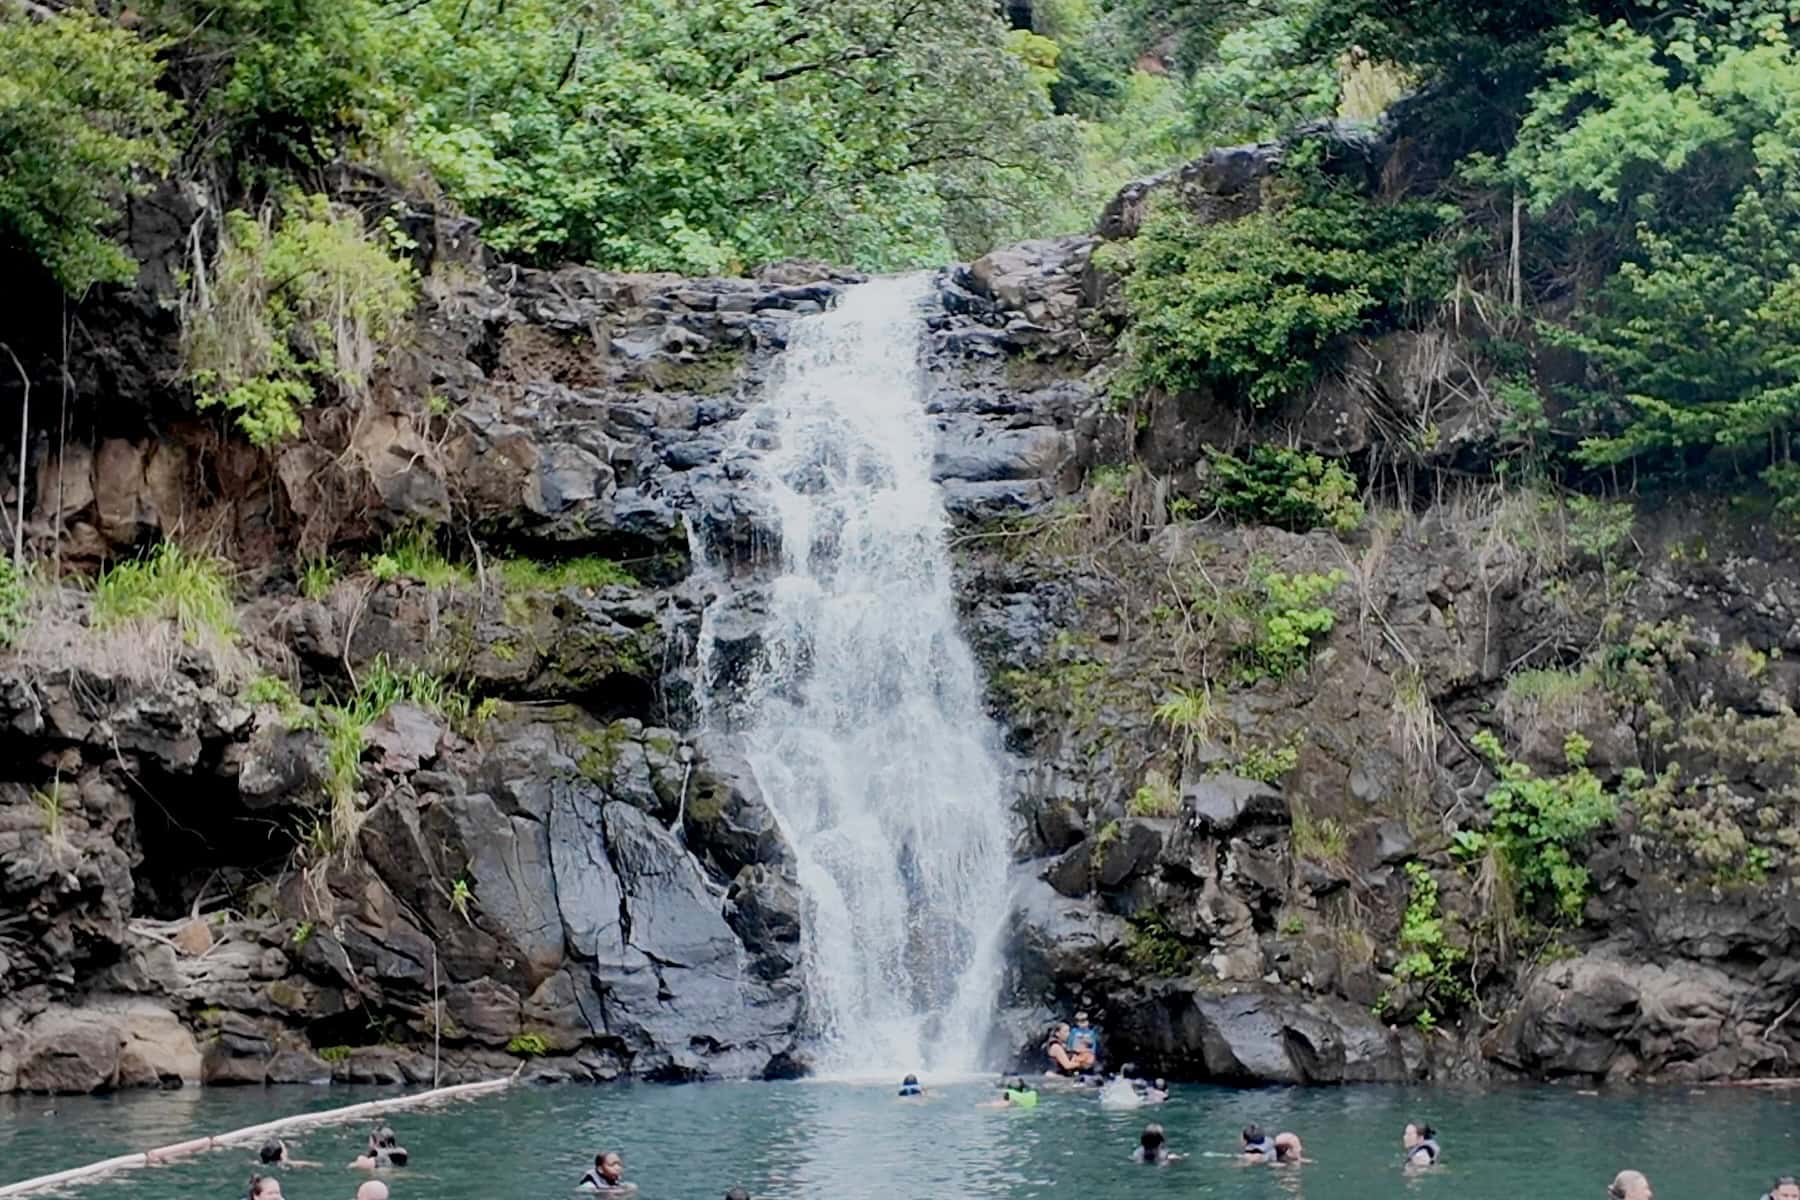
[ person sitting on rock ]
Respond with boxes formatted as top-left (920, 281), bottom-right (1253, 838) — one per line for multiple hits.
top-left (1240, 1124), bottom-right (1277, 1164)
top-left (1608, 1168), bottom-right (1652, 1199)
top-left (579, 1150), bottom-right (635, 1193)
top-left (1402, 1121), bottom-right (1439, 1168)
top-left (1043, 1022), bottom-right (1077, 1074)
top-left (897, 1073), bottom-right (924, 1097)
top-left (1274, 1132), bottom-right (1309, 1164)
top-left (1066, 1011), bottom-right (1101, 1071)
top-left (1131, 1123), bottom-right (1183, 1165)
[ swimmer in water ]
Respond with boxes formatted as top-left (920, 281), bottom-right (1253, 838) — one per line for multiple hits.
top-left (898, 1073), bottom-right (924, 1097)
top-left (1132, 1123), bottom-right (1184, 1165)
top-left (246, 1174), bottom-right (283, 1200)
top-left (1241, 1124), bottom-right (1277, 1164)
top-left (1608, 1169), bottom-right (1652, 1200)
top-left (579, 1151), bottom-right (636, 1193)
top-left (258, 1137), bottom-right (320, 1168)
top-left (1274, 1132), bottom-right (1309, 1164)
top-left (980, 1077), bottom-right (1040, 1109)
top-left (1402, 1121), bottom-right (1439, 1168)
top-left (355, 1183), bottom-right (390, 1200)
top-left (1142, 1077), bottom-right (1169, 1104)
top-left (350, 1126), bottom-right (409, 1171)
top-left (724, 1190), bottom-right (751, 1200)
top-left (1765, 1176), bottom-right (1800, 1200)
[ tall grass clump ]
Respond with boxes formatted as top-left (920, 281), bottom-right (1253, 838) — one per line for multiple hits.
top-left (93, 543), bottom-right (235, 644)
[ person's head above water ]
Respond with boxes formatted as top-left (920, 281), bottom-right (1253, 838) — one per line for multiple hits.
top-left (1274, 1132), bottom-right (1304, 1163)
top-left (1770, 1176), bottom-right (1800, 1200)
top-left (1608, 1169), bottom-right (1652, 1200)
top-left (1139, 1124), bottom-right (1166, 1153)
top-left (259, 1138), bottom-right (285, 1165)
top-left (898, 1073), bottom-right (923, 1096)
top-left (1242, 1124), bottom-right (1268, 1145)
top-left (247, 1173), bottom-right (283, 1200)
top-left (598, 1151), bottom-right (624, 1183)
top-left (903, 1073), bottom-right (918, 1085)
top-left (1074, 1010), bottom-right (1090, 1024)
top-left (355, 1182), bottom-right (390, 1200)
top-left (1403, 1121), bottom-right (1436, 1147)
top-left (724, 1189), bottom-right (751, 1200)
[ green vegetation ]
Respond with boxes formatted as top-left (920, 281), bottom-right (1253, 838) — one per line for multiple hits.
top-left (367, 526), bottom-right (467, 588)
top-left (1124, 912), bottom-right (1191, 975)
top-left (0, 557), bottom-right (30, 649)
top-left (1389, 861), bottom-right (1470, 1024)
top-left (246, 673), bottom-right (305, 718)
top-left (0, 10), bottom-right (177, 293)
top-left (93, 543), bottom-right (235, 644)
top-left (1202, 445), bottom-right (1364, 534)
top-left (299, 555), bottom-right (340, 600)
top-left (449, 876), bottom-right (475, 924)
top-left (1114, 160), bottom-right (1457, 409)
top-left (1128, 768), bottom-right (1179, 818)
top-left (1290, 801), bottom-right (1347, 864)
top-left (317, 1044), bottom-right (354, 1063)
top-left (1234, 569), bottom-right (1344, 684)
top-left (1234, 739), bottom-right (1300, 783)
top-left (184, 197), bottom-right (416, 446)
top-left (1455, 730), bottom-right (1615, 920)
top-left (506, 1031), bottom-right (549, 1057)
top-left (496, 556), bottom-right (636, 592)
top-left (1152, 686), bottom-right (1214, 761)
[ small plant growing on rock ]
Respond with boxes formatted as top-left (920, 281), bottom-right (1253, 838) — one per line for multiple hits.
top-left (1455, 730), bottom-right (1614, 920)
top-left (1234, 568), bottom-right (1344, 683)
top-left (1129, 769), bottom-right (1179, 818)
top-left (291, 921), bottom-right (314, 948)
top-left (299, 555), bottom-right (339, 600)
top-left (1201, 445), bottom-right (1365, 534)
top-left (365, 526), bottom-right (467, 589)
top-left (449, 876), bottom-right (476, 924)
top-left (317, 1044), bottom-right (354, 1063)
top-left (1289, 800), bottom-right (1347, 864)
top-left (34, 779), bottom-right (67, 858)
top-left (93, 542), bottom-right (236, 646)
top-left (1389, 861), bottom-right (1470, 1024)
top-left (0, 556), bottom-right (31, 650)
top-left (495, 556), bottom-right (636, 592)
top-left (506, 1031), bottom-right (549, 1057)
top-left (1153, 686), bottom-right (1214, 761)
top-left (1234, 737), bottom-right (1299, 783)
top-left (1124, 913), bottom-right (1191, 975)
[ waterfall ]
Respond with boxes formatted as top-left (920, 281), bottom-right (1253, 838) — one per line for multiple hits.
top-left (697, 274), bottom-right (1013, 1077)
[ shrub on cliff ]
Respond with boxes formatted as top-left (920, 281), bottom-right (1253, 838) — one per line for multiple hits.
top-left (1114, 158), bottom-right (1458, 409)
top-left (0, 9), bottom-right (177, 293)
top-left (1202, 444), bottom-right (1364, 533)
top-left (182, 196), bottom-right (416, 445)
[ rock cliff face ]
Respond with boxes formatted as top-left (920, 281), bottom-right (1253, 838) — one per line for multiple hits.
top-left (3, 124), bottom-right (1799, 1092)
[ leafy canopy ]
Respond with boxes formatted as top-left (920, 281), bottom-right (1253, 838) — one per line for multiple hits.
top-left (0, 9), bottom-right (177, 293)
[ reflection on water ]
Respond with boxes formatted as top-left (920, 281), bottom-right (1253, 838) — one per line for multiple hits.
top-left (3, 1079), bottom-right (1798, 1199)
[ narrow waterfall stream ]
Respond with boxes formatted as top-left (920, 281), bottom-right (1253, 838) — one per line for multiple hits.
top-left (698, 275), bottom-right (1013, 1076)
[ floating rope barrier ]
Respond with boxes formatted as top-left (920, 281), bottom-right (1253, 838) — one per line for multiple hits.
top-left (0, 1070), bottom-right (518, 1198)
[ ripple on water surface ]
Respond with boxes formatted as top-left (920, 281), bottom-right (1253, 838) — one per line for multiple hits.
top-left (3, 1080), bottom-right (1798, 1199)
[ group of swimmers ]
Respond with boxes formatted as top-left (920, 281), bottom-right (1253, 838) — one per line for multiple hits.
top-left (241, 1126), bottom-right (410, 1200)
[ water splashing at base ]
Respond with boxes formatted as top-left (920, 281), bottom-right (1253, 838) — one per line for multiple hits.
top-left (697, 274), bottom-right (1013, 1077)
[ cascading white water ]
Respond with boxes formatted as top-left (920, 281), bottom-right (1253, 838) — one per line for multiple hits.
top-left (697, 274), bottom-right (1014, 1076)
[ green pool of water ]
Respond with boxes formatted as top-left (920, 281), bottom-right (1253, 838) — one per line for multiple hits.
top-left (3, 1078), bottom-right (1796, 1198)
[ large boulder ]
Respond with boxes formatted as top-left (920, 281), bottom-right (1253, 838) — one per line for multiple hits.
top-left (9, 1001), bottom-right (201, 1093)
